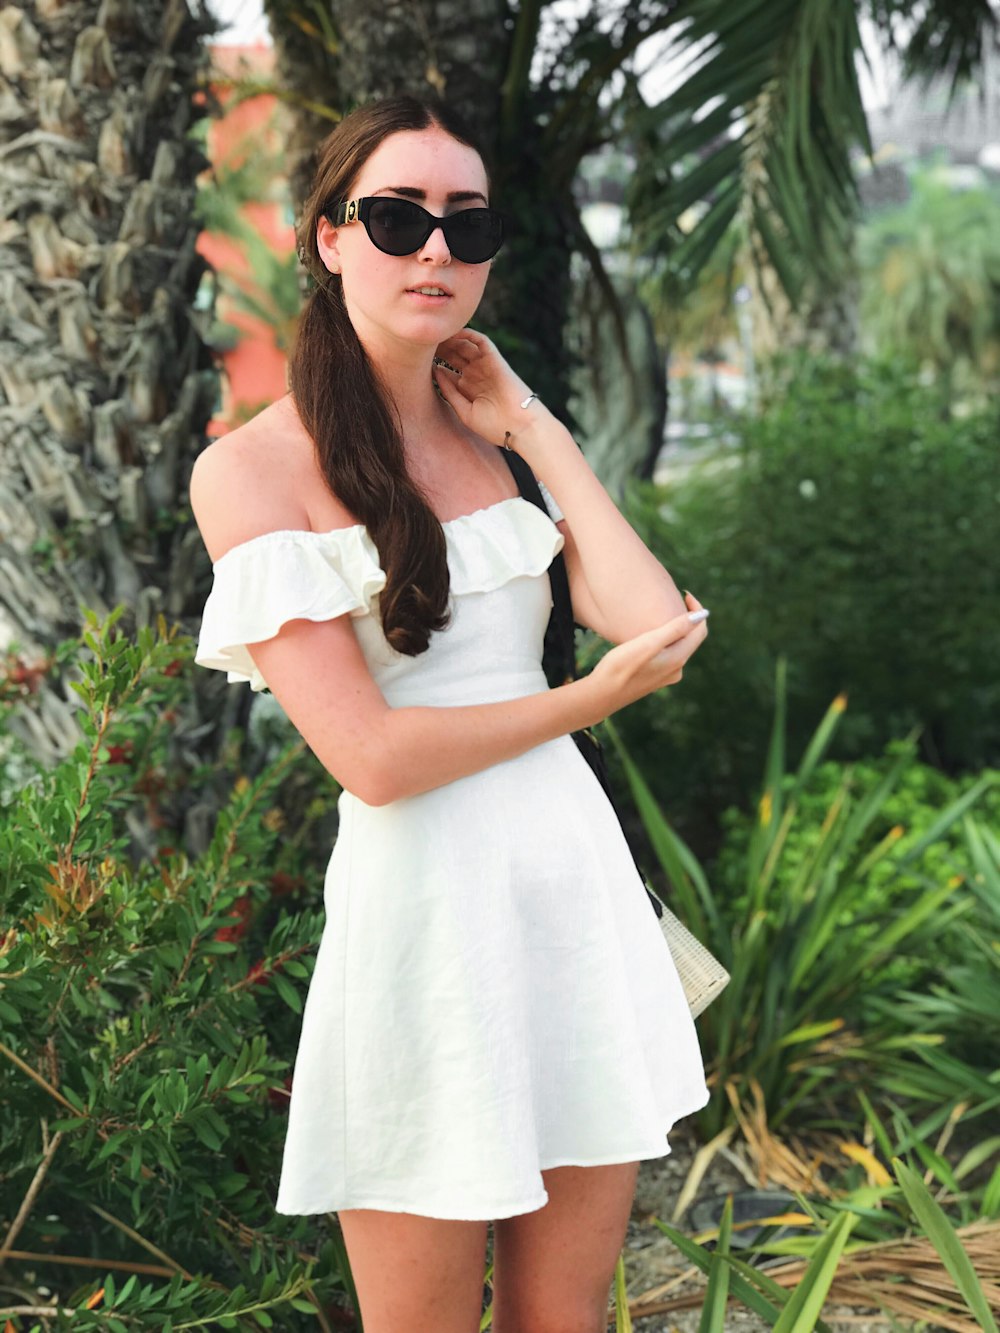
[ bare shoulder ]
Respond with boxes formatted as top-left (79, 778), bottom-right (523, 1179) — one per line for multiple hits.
top-left (190, 396), bottom-right (339, 563)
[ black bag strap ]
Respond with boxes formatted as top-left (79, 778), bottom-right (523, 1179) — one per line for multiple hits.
top-left (501, 450), bottom-right (577, 688)
top-left (500, 449), bottom-right (665, 919)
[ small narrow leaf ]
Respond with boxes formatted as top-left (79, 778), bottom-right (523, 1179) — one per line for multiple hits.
top-left (893, 1158), bottom-right (999, 1332)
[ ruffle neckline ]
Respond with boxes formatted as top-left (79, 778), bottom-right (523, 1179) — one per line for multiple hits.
top-left (208, 496), bottom-right (563, 600)
top-left (212, 496), bottom-right (550, 563)
top-left (196, 496), bottom-right (564, 692)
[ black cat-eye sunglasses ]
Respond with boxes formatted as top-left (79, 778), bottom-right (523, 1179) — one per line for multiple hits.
top-left (324, 196), bottom-right (505, 264)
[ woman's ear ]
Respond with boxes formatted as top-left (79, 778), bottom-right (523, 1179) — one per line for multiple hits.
top-left (316, 214), bottom-right (342, 275)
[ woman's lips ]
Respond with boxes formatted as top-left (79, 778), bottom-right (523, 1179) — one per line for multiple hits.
top-left (405, 285), bottom-right (452, 305)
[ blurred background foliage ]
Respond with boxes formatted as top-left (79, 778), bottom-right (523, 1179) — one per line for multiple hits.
top-left (608, 351), bottom-right (1000, 853)
top-left (858, 167), bottom-right (1000, 403)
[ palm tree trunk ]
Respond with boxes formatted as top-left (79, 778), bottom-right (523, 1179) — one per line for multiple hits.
top-left (0, 0), bottom-right (222, 769)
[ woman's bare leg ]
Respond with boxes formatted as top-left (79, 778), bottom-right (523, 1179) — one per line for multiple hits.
top-left (490, 1160), bottom-right (640, 1333)
top-left (337, 1208), bottom-right (489, 1333)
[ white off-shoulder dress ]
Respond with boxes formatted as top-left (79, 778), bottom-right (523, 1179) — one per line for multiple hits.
top-left (195, 486), bottom-right (709, 1220)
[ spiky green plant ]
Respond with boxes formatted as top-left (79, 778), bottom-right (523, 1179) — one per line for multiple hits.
top-left (605, 657), bottom-right (998, 1139)
top-left (648, 1157), bottom-right (998, 1330)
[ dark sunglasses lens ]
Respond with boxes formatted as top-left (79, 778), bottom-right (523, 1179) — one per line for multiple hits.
top-left (364, 199), bottom-right (504, 262)
top-left (445, 209), bottom-right (504, 262)
top-left (366, 199), bottom-right (430, 254)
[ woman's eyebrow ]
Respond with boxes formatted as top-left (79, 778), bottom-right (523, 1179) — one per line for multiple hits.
top-left (372, 185), bottom-right (488, 205)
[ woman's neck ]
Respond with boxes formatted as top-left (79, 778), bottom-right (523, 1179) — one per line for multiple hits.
top-left (364, 340), bottom-right (456, 454)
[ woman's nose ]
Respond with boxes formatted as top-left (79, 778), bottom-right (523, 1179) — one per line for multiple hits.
top-left (419, 225), bottom-right (451, 263)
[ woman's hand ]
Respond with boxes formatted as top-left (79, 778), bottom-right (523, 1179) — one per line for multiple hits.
top-left (586, 591), bottom-right (709, 719)
top-left (431, 327), bottom-right (551, 446)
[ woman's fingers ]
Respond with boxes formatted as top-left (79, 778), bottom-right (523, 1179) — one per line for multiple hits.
top-left (436, 332), bottom-right (483, 362)
top-left (660, 619), bottom-right (708, 670)
top-left (591, 605), bottom-right (709, 714)
top-left (452, 326), bottom-right (489, 348)
top-left (610, 615), bottom-right (695, 667)
top-left (432, 371), bottom-right (469, 419)
top-left (613, 604), bottom-right (708, 659)
top-left (437, 345), bottom-right (475, 368)
top-left (635, 612), bottom-right (709, 671)
top-left (650, 609), bottom-right (701, 650)
top-left (599, 620), bottom-right (694, 679)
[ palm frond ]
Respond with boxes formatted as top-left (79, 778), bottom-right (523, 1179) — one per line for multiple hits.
top-left (626, 0), bottom-right (873, 309)
top-left (542, 7), bottom-right (684, 164)
top-left (867, 0), bottom-right (1000, 103)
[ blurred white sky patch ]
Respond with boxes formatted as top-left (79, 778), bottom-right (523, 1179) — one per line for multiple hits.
top-left (206, 0), bottom-right (272, 44)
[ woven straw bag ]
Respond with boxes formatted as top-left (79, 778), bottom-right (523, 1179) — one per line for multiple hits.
top-left (656, 901), bottom-right (730, 1018)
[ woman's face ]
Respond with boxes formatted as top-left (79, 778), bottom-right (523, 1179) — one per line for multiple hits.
top-left (317, 126), bottom-right (492, 359)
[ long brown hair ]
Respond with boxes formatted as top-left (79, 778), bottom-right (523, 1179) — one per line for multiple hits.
top-left (290, 96), bottom-right (493, 656)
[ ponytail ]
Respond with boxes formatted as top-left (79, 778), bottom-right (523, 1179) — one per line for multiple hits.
top-left (289, 95), bottom-right (491, 655)
top-left (289, 274), bottom-right (450, 655)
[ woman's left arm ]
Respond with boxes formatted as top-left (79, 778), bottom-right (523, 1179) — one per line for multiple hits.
top-left (431, 328), bottom-right (687, 644)
top-left (517, 412), bottom-right (685, 644)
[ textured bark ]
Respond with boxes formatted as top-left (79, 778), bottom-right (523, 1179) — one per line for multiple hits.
top-left (266, 0), bottom-right (580, 424)
top-left (309, 0), bottom-right (509, 152)
top-left (264, 0), bottom-right (510, 245)
top-left (749, 245), bottom-right (861, 363)
top-left (262, 0), bottom-right (345, 212)
top-left (0, 1), bottom-right (224, 770)
top-left (568, 269), bottom-right (666, 499)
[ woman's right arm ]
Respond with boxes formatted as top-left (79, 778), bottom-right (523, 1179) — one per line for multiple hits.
top-left (190, 441), bottom-right (708, 806)
top-left (232, 609), bottom-right (705, 805)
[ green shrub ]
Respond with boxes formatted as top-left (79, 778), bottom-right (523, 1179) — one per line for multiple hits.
top-left (616, 352), bottom-right (1000, 842)
top-left (608, 661), bottom-right (1000, 1141)
top-left (0, 611), bottom-right (351, 1330)
top-left (711, 737), bottom-right (1000, 1008)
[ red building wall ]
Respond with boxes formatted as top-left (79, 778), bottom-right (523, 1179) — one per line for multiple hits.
top-left (196, 44), bottom-right (296, 435)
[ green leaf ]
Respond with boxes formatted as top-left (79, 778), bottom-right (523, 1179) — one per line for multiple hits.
top-left (271, 971), bottom-right (302, 1013)
top-left (981, 1165), bottom-right (1000, 1219)
top-left (772, 1211), bottom-right (856, 1333)
top-left (954, 1141), bottom-right (1000, 1183)
top-left (603, 717), bottom-right (717, 937)
top-left (893, 774), bottom-right (995, 868)
top-left (656, 1221), bottom-right (788, 1325)
top-left (612, 1252), bottom-right (633, 1333)
top-left (192, 1115), bottom-right (223, 1151)
top-left (893, 1158), bottom-right (999, 1331)
top-left (698, 1194), bottom-right (733, 1332)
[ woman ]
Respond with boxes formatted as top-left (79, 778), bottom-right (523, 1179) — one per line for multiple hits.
top-left (192, 94), bottom-right (710, 1333)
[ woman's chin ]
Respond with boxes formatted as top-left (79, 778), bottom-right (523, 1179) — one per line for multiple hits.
top-left (404, 310), bottom-right (479, 346)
